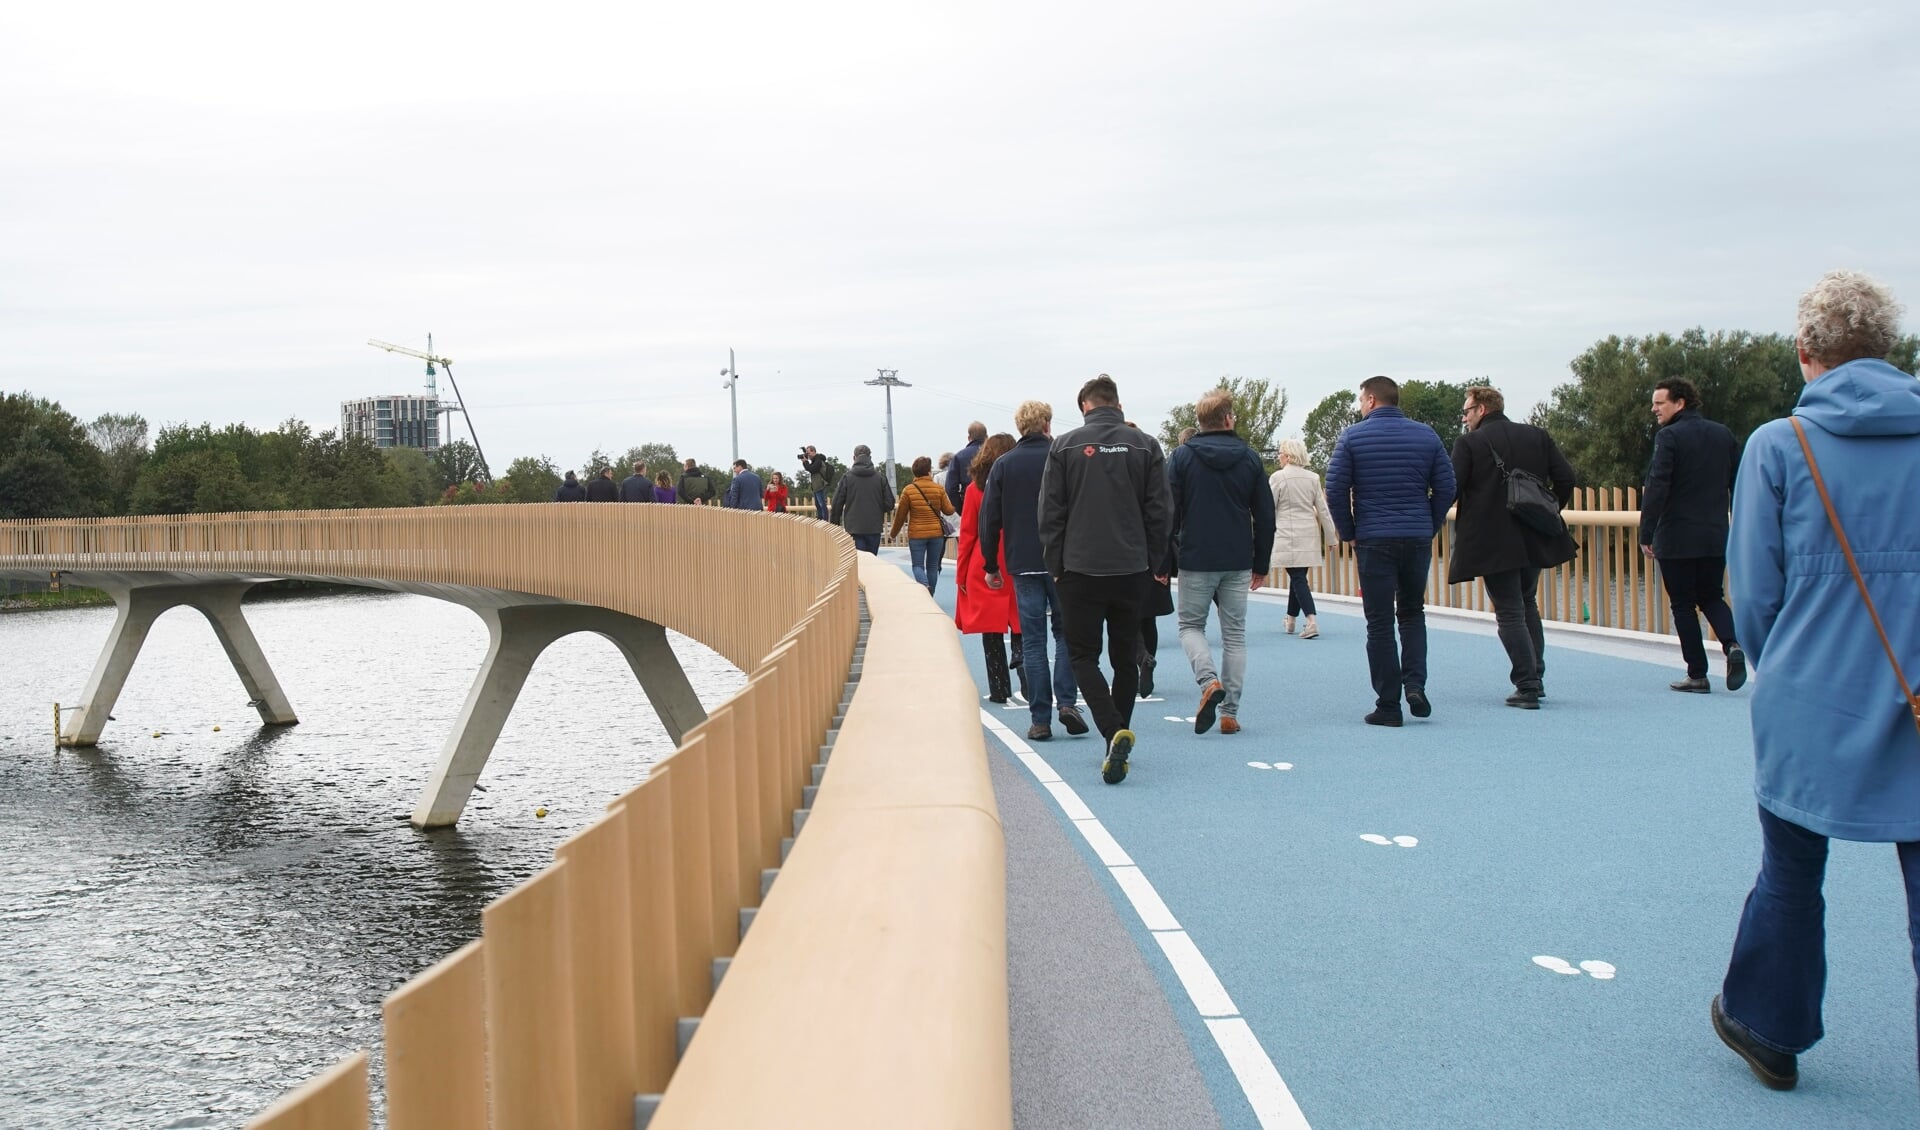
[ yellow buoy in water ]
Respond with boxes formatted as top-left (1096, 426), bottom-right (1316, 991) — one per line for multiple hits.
top-left (535, 807), bottom-right (549, 819)
top-left (212, 725), bottom-right (221, 732)
top-left (152, 732), bottom-right (161, 738)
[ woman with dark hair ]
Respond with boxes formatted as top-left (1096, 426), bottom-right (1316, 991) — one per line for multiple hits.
top-left (651, 471), bottom-right (677, 504)
top-left (955, 433), bottom-right (1027, 703)
top-left (764, 470), bottom-right (790, 513)
top-left (889, 454), bottom-right (956, 594)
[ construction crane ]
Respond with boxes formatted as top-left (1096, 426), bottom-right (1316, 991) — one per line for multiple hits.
top-left (367, 335), bottom-right (492, 483)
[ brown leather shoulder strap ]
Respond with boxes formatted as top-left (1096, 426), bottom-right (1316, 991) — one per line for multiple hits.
top-left (1790, 417), bottom-right (1920, 737)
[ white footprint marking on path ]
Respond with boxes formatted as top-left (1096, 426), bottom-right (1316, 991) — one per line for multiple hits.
top-left (1246, 762), bottom-right (1296, 771)
top-left (1359, 834), bottom-right (1419, 847)
top-left (1533, 956), bottom-right (1617, 980)
top-left (1162, 715), bottom-right (1197, 724)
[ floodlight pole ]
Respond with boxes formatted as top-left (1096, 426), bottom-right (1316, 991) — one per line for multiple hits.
top-left (864, 369), bottom-right (911, 491)
top-left (721, 348), bottom-right (740, 464)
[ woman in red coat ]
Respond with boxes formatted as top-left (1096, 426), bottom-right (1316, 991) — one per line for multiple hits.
top-left (954, 433), bottom-right (1024, 703)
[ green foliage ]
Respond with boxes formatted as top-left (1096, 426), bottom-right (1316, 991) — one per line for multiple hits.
top-left (0, 392), bottom-right (110, 518)
top-left (500, 455), bottom-right (562, 503)
top-left (582, 448), bottom-right (615, 479)
top-left (129, 449), bottom-right (255, 514)
top-left (1158, 377), bottom-right (1289, 459)
top-left (87, 412), bottom-right (149, 514)
top-left (433, 440), bottom-right (489, 491)
top-left (383, 447), bottom-right (442, 507)
top-left (623, 442), bottom-right (678, 471)
top-left (441, 480), bottom-right (519, 505)
top-left (1301, 391), bottom-right (1357, 473)
top-left (1397, 377), bottom-right (1490, 454)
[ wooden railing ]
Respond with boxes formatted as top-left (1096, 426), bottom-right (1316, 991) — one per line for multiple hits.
top-left (0, 506), bottom-right (1010, 1130)
top-left (1271, 488), bottom-right (1695, 636)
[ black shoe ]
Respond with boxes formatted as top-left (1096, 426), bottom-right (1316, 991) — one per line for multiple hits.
top-left (1102, 729), bottom-right (1134, 784)
top-left (1138, 656), bottom-right (1156, 698)
top-left (1536, 685), bottom-right (1546, 699)
top-left (1026, 723), bottom-right (1053, 742)
top-left (1406, 690), bottom-right (1432, 719)
top-left (1505, 690), bottom-right (1541, 710)
top-left (1712, 995), bottom-right (1797, 1091)
top-left (1726, 646), bottom-right (1748, 692)
top-left (1195, 681), bottom-right (1224, 734)
top-left (1670, 677), bottom-right (1711, 694)
top-left (1058, 705), bottom-right (1089, 736)
top-left (1364, 708), bottom-right (1404, 728)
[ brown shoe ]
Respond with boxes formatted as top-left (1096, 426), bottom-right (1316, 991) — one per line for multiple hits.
top-left (1219, 716), bottom-right (1240, 735)
top-left (1195, 681), bottom-right (1225, 733)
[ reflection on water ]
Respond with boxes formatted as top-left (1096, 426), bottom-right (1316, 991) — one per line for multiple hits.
top-left (0, 590), bottom-right (742, 1128)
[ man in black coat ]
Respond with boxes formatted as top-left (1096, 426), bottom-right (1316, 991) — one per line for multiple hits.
top-left (944, 421), bottom-right (987, 511)
top-left (1447, 387), bottom-right (1577, 708)
top-left (585, 467), bottom-right (620, 502)
top-left (1639, 378), bottom-right (1745, 693)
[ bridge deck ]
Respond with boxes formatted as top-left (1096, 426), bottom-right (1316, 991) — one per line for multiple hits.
top-left (885, 550), bottom-right (1917, 1129)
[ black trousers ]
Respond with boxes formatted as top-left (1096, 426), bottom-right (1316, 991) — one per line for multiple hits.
top-left (1285, 568), bottom-right (1316, 617)
top-left (1057, 570), bottom-right (1147, 741)
top-left (1659, 555), bottom-right (1738, 678)
top-left (1482, 568), bottom-right (1544, 692)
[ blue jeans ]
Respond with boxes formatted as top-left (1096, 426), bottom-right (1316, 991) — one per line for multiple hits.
top-left (851, 533), bottom-right (880, 555)
top-left (1355, 537), bottom-right (1431, 712)
top-left (813, 488), bottom-right (830, 523)
top-left (1722, 806), bottom-right (1920, 1070)
top-left (1177, 570), bottom-right (1249, 716)
top-left (1012, 573), bottom-right (1078, 727)
top-left (910, 537), bottom-right (945, 594)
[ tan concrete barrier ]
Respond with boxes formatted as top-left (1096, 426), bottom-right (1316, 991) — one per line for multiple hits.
top-left (1, 506), bottom-right (1009, 1129)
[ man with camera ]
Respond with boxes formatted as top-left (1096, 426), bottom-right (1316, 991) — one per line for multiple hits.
top-left (800, 445), bottom-right (832, 522)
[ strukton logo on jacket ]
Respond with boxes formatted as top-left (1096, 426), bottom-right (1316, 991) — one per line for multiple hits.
top-left (1083, 444), bottom-right (1128, 457)
top-left (1084, 445), bottom-right (1097, 457)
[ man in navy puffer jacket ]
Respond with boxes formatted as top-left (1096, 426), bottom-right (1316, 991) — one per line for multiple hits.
top-left (1325, 375), bottom-right (1456, 726)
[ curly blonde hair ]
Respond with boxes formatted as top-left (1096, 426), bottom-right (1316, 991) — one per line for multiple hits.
top-left (1797, 270), bottom-right (1904, 368)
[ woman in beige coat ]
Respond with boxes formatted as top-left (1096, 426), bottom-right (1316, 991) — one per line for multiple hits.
top-left (1267, 437), bottom-right (1339, 638)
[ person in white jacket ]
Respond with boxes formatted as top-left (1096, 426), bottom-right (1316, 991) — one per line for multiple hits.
top-left (1267, 437), bottom-right (1339, 638)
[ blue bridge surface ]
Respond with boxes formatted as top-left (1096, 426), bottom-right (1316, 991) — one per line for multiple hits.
top-left (885, 551), bottom-right (1918, 1129)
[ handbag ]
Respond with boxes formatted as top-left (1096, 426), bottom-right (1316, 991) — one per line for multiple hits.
top-left (1489, 442), bottom-right (1565, 537)
top-left (913, 482), bottom-right (959, 537)
top-left (1792, 418), bottom-right (1920, 739)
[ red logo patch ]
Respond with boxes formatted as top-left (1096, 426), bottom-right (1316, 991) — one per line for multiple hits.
top-left (1083, 445), bottom-right (1096, 457)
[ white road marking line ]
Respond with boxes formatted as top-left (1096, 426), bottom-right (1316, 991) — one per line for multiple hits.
top-left (1152, 929), bottom-right (1236, 1016)
top-left (980, 708), bottom-right (1312, 1130)
top-left (1045, 781), bottom-right (1095, 821)
top-left (1205, 1018), bottom-right (1313, 1130)
top-left (1111, 865), bottom-right (1181, 930)
top-left (1072, 818), bottom-right (1134, 866)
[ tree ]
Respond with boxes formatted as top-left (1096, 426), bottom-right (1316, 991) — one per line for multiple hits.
top-left (0, 393), bottom-right (109, 518)
top-left (500, 455), bottom-right (562, 503)
top-left (88, 412), bottom-right (149, 513)
top-left (1301, 390), bottom-right (1357, 473)
top-left (383, 447), bottom-right (442, 507)
top-left (433, 440), bottom-right (489, 491)
top-left (1158, 376), bottom-right (1288, 459)
top-left (1398, 377), bottom-right (1490, 454)
top-left (581, 448), bottom-right (615, 479)
top-left (128, 449), bottom-right (254, 514)
top-left (621, 443), bottom-right (678, 473)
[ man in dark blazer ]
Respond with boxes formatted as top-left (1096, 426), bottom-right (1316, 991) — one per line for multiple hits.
top-left (1447, 387), bottom-right (1577, 709)
top-left (1640, 377), bottom-right (1745, 693)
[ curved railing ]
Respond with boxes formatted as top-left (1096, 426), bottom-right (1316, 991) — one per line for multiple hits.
top-left (0, 506), bottom-right (1010, 1130)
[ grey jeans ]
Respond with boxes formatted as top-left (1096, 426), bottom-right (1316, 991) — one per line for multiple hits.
top-left (1177, 569), bottom-right (1250, 715)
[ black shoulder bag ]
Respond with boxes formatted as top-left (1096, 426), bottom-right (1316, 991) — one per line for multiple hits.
top-left (1489, 435), bottom-right (1565, 537)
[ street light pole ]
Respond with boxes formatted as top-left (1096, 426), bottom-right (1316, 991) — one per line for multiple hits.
top-left (720, 348), bottom-right (740, 464)
top-left (864, 368), bottom-right (912, 492)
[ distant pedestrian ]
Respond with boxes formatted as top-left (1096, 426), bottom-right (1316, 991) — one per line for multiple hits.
top-left (651, 471), bottom-right (677, 504)
top-left (764, 471), bottom-right (790, 513)
top-left (619, 463), bottom-right (652, 502)
top-left (1326, 375), bottom-right (1456, 727)
top-left (890, 456), bottom-right (957, 594)
top-left (1640, 377), bottom-right (1746, 694)
top-left (677, 459), bottom-right (715, 506)
top-left (1711, 270), bottom-right (1920, 1093)
top-left (1039, 374), bottom-right (1171, 783)
top-left (832, 444), bottom-right (894, 554)
top-left (723, 459), bottom-right (764, 510)
top-left (799, 446), bottom-right (832, 522)
top-left (981, 401), bottom-right (1086, 743)
top-left (1166, 389), bottom-right (1274, 736)
top-left (1268, 437), bottom-right (1338, 639)
top-left (554, 470), bottom-right (588, 502)
top-left (1446, 387), bottom-right (1577, 709)
top-left (955, 434), bottom-right (1022, 701)
top-left (945, 421), bottom-right (987, 510)
top-left (585, 467), bottom-right (619, 502)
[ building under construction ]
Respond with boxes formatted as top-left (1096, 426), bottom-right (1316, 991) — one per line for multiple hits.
top-left (340, 394), bottom-right (440, 452)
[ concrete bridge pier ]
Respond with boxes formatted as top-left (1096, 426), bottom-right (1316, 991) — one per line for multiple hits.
top-left (59, 581), bottom-right (298, 746)
top-left (411, 603), bottom-right (708, 829)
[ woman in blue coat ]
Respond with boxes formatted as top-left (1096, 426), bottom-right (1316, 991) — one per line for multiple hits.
top-left (1714, 270), bottom-right (1920, 1091)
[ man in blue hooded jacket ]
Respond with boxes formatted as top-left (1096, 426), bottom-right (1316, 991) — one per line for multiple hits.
top-left (1712, 270), bottom-right (1920, 1093)
top-left (1325, 375), bottom-right (1456, 726)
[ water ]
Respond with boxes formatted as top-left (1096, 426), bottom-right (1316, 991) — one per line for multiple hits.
top-left (0, 589), bottom-right (742, 1129)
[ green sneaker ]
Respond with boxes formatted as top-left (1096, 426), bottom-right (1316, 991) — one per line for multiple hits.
top-left (1102, 729), bottom-right (1135, 785)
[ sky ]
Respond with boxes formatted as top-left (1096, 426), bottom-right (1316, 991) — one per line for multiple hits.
top-left (4, 1), bottom-right (1917, 475)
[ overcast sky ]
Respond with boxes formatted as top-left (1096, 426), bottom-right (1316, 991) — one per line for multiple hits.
top-left (4, 1), bottom-right (1916, 474)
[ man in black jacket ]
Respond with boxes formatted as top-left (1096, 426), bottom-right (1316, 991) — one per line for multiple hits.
top-left (945, 422), bottom-right (987, 511)
top-left (981, 400), bottom-right (1086, 742)
top-left (1640, 378), bottom-right (1746, 693)
top-left (1447, 387), bottom-right (1578, 708)
top-left (1165, 389), bottom-right (1275, 735)
top-left (1038, 375), bottom-right (1171, 784)
top-left (832, 444), bottom-right (894, 554)
top-left (619, 463), bottom-right (653, 502)
top-left (585, 467), bottom-right (620, 502)
top-left (677, 459), bottom-right (715, 506)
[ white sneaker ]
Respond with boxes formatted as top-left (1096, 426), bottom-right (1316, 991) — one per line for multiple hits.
top-left (1300, 617), bottom-right (1319, 640)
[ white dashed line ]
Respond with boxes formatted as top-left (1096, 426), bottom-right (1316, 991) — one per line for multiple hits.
top-left (981, 708), bottom-right (1312, 1130)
